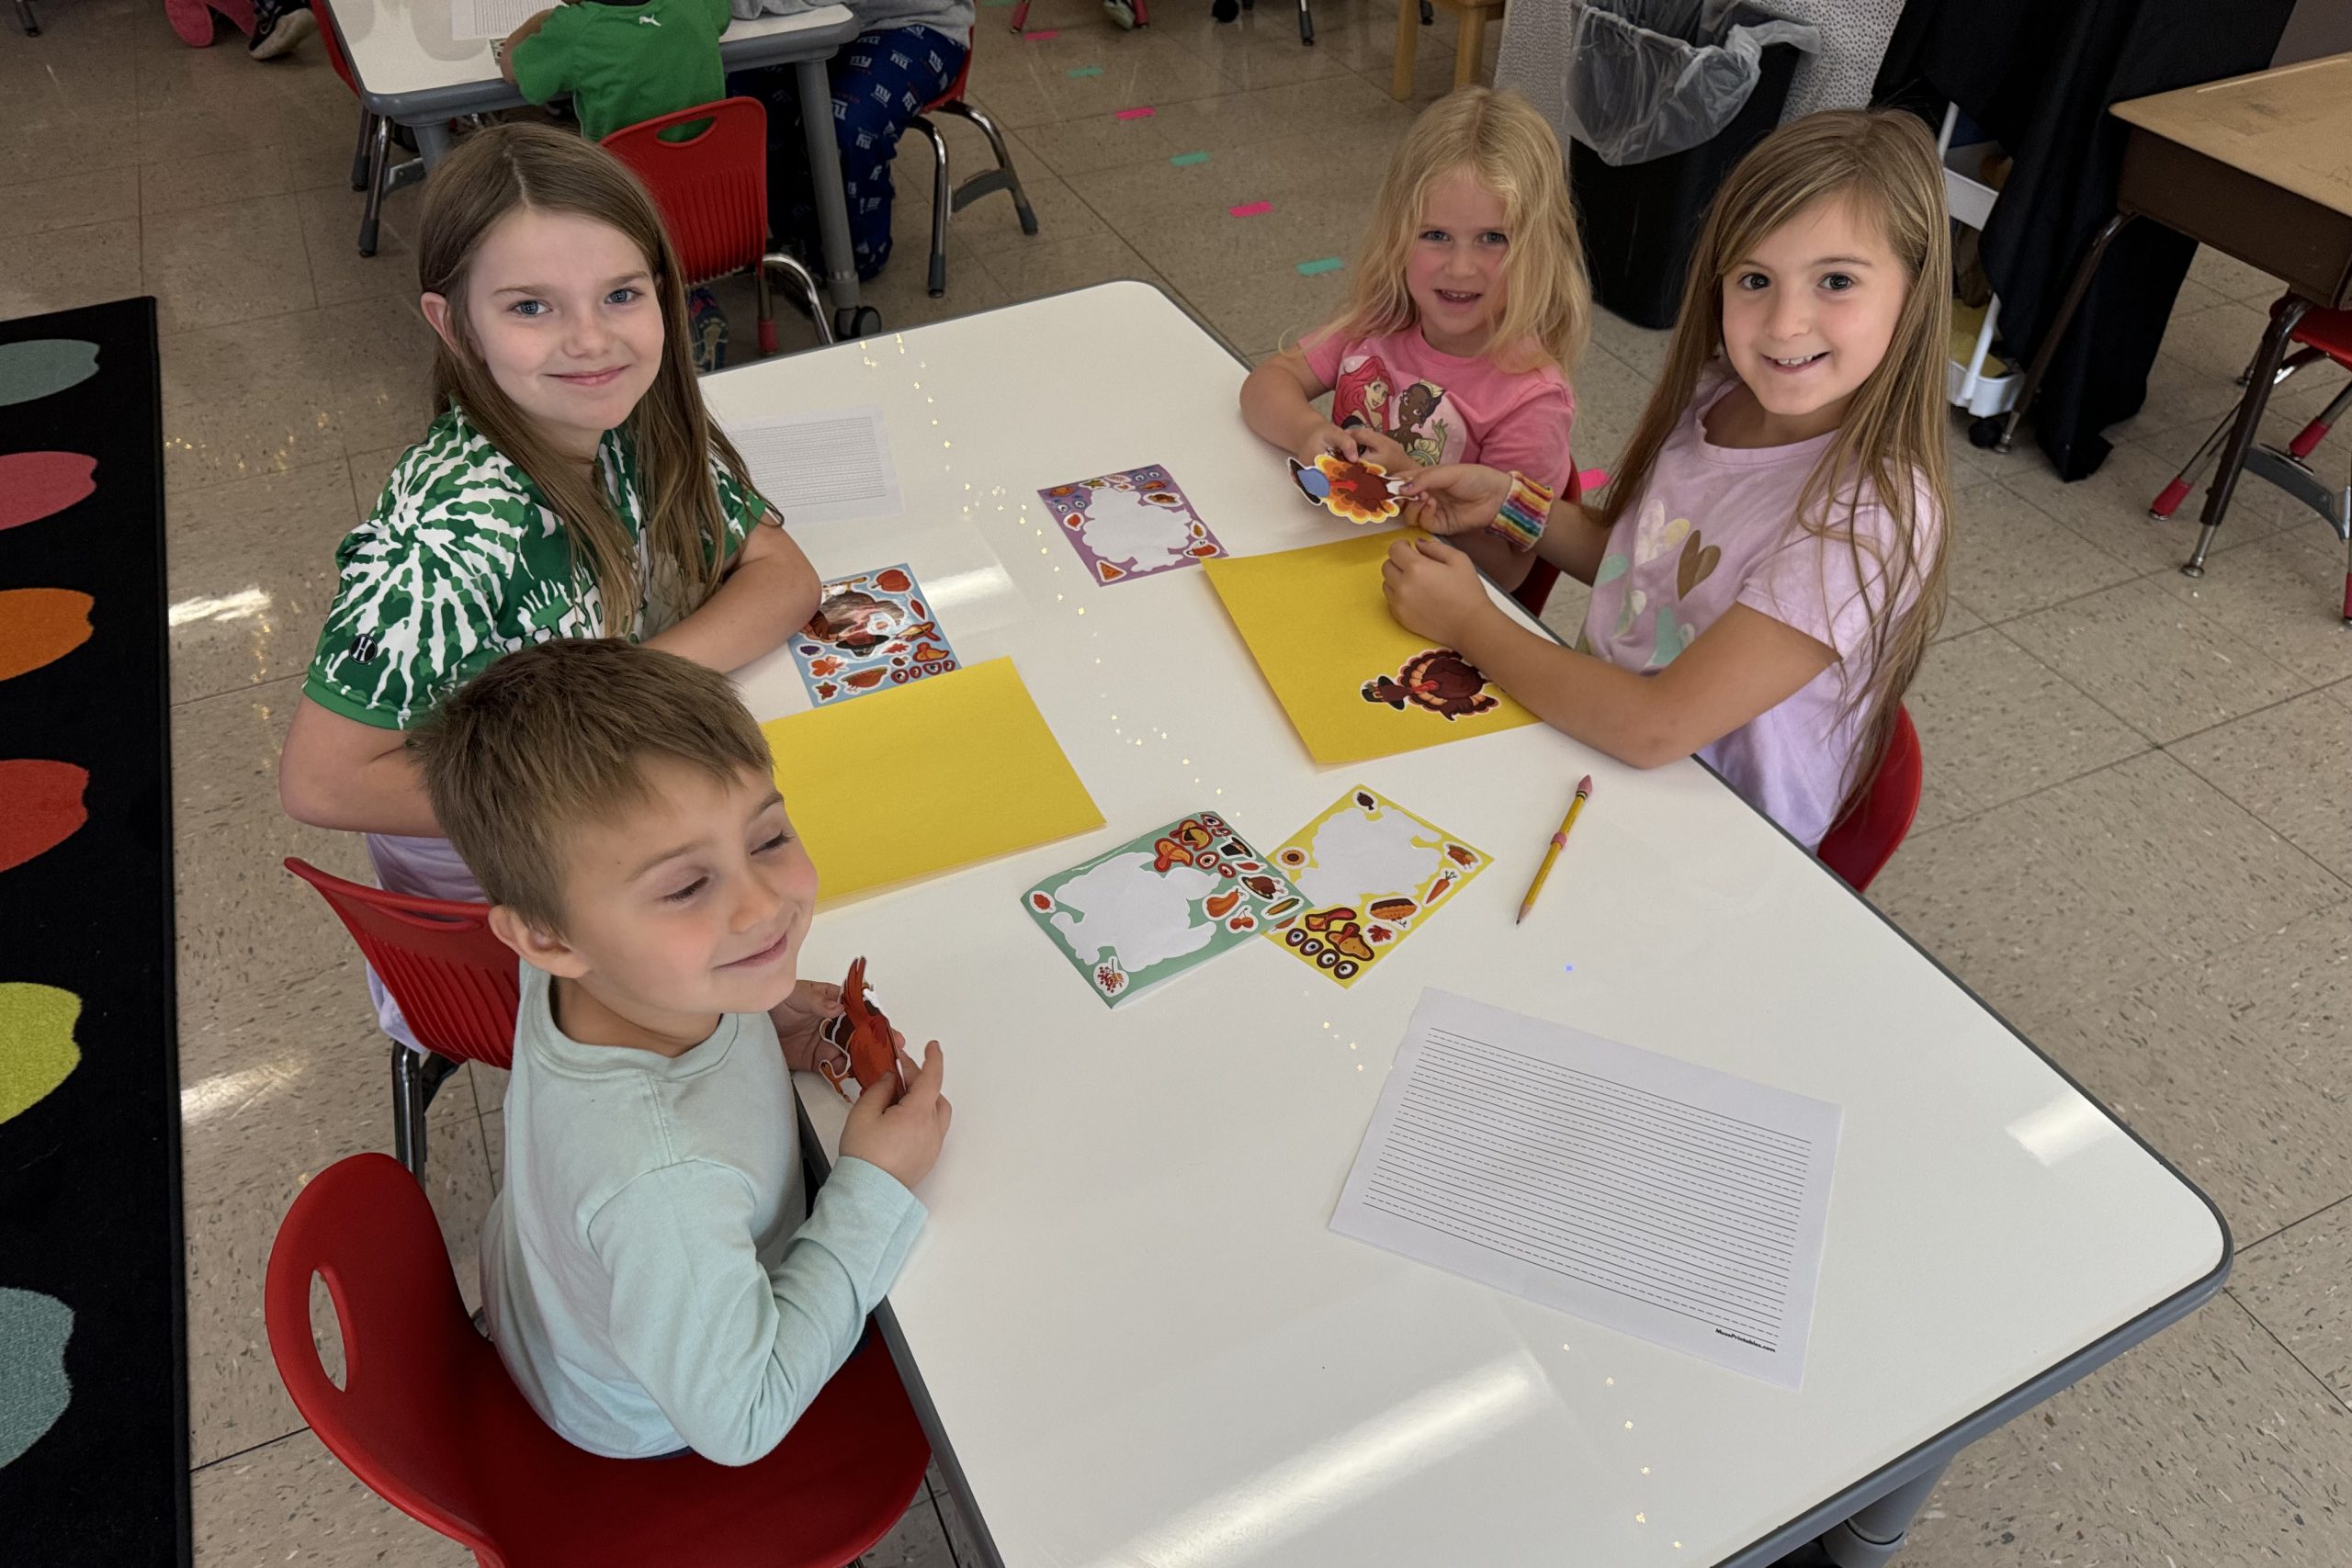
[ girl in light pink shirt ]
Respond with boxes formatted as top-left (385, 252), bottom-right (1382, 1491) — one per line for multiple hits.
top-left (1389, 110), bottom-right (1952, 852)
top-left (1239, 87), bottom-right (1591, 596)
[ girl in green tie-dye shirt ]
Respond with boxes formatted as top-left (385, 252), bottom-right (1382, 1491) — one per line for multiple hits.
top-left (283, 125), bottom-right (821, 1049)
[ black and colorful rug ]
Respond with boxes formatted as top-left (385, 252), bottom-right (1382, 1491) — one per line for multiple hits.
top-left (0, 299), bottom-right (190, 1565)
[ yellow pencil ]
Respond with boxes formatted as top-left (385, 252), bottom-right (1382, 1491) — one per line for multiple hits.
top-left (1516, 774), bottom-right (1593, 925)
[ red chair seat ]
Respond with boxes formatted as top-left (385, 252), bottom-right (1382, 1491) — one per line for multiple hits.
top-left (267, 1153), bottom-right (933, 1568)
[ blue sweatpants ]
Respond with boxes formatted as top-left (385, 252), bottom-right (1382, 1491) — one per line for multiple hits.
top-left (729, 27), bottom-right (969, 284)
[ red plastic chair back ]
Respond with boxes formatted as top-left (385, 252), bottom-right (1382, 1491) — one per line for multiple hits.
top-left (601, 98), bottom-right (770, 289)
top-left (1509, 462), bottom-right (1584, 618)
top-left (284, 858), bottom-right (517, 1068)
top-left (2287, 302), bottom-right (2352, 370)
top-left (1817, 705), bottom-right (1923, 894)
top-left (921, 33), bottom-right (978, 114)
top-left (312, 0), bottom-right (362, 99)
top-left (266, 1153), bottom-right (933, 1568)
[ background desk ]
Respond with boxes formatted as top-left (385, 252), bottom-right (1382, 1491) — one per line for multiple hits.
top-left (320, 0), bottom-right (868, 327)
top-left (706, 283), bottom-right (2230, 1568)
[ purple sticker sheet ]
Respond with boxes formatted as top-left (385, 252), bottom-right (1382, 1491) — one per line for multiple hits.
top-left (1036, 464), bottom-right (1226, 585)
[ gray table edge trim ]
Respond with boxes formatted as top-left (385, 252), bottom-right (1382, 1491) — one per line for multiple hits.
top-left (763, 278), bottom-right (2234, 1568)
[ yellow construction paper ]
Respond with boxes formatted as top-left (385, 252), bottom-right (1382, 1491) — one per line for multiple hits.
top-left (1205, 533), bottom-right (1540, 763)
top-left (763, 658), bottom-right (1102, 900)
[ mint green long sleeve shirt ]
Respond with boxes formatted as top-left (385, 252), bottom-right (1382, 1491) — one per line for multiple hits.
top-left (481, 961), bottom-right (925, 1465)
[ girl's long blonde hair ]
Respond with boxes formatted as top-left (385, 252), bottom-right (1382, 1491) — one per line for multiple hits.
top-left (1319, 87), bottom-right (1591, 374)
top-left (415, 123), bottom-right (757, 637)
top-left (1600, 109), bottom-right (1951, 816)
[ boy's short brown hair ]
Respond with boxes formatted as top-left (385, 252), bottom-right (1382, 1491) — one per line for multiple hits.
top-left (410, 638), bottom-right (773, 931)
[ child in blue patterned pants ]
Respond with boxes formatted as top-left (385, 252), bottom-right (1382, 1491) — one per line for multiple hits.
top-left (728, 1), bottom-right (974, 284)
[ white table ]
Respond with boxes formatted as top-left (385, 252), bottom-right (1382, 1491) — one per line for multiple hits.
top-left (705, 284), bottom-right (2230, 1568)
top-left (320, 0), bottom-right (869, 329)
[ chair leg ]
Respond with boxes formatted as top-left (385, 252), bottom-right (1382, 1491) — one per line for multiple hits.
top-left (2150, 347), bottom-right (2324, 518)
top-left (1009, 0), bottom-right (1027, 28)
top-left (390, 1044), bottom-right (429, 1177)
top-left (1996, 210), bottom-right (2133, 453)
top-left (938, 100), bottom-right (1038, 237)
top-left (910, 116), bottom-right (951, 299)
top-left (2288, 377), bottom-right (2352, 461)
top-left (14, 0), bottom-right (39, 36)
top-left (2185, 296), bottom-right (2310, 575)
top-left (359, 115), bottom-right (391, 257)
top-left (1391, 0), bottom-right (1417, 96)
top-left (755, 263), bottom-right (776, 358)
top-left (1298, 0), bottom-right (1314, 45)
top-left (348, 104), bottom-right (374, 193)
top-left (762, 253), bottom-right (835, 346)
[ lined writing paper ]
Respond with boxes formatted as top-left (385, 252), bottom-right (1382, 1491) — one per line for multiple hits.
top-left (450, 0), bottom-right (542, 40)
top-left (1332, 990), bottom-right (1839, 1386)
top-left (719, 407), bottom-right (903, 526)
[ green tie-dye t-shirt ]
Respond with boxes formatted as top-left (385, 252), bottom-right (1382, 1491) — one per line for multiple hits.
top-left (305, 404), bottom-right (772, 730)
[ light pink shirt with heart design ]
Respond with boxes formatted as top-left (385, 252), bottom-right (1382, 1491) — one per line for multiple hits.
top-left (1578, 367), bottom-right (1938, 851)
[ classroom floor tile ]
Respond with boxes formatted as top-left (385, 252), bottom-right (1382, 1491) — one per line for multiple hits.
top-left (1903, 627), bottom-right (2149, 833)
top-left (2000, 576), bottom-right (2309, 745)
top-left (2234, 1201), bottom-right (2352, 1407)
top-left (6, 0), bottom-right (2349, 1560)
top-left (1897, 1294), bottom-right (2352, 1568)
top-left (2172, 690), bottom-right (2352, 883)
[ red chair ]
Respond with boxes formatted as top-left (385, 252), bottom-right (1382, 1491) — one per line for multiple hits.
top-left (1816, 705), bottom-right (1923, 895)
top-left (603, 99), bottom-right (834, 356)
top-left (266, 1152), bottom-right (933, 1568)
top-left (2148, 299), bottom-right (2352, 615)
top-left (906, 37), bottom-right (1039, 298)
top-left (312, 0), bottom-right (424, 258)
top-left (285, 858), bottom-right (518, 1179)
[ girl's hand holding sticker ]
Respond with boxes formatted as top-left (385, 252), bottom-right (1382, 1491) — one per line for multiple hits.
top-left (1397, 462), bottom-right (1510, 537)
top-left (1382, 535), bottom-right (1489, 648)
top-left (1295, 421), bottom-right (1365, 467)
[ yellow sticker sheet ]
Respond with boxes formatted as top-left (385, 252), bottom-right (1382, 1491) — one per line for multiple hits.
top-left (1263, 785), bottom-right (1491, 989)
top-left (763, 657), bottom-right (1102, 901)
top-left (1204, 532), bottom-right (1539, 763)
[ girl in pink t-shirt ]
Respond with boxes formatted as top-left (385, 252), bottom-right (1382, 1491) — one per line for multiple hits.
top-left (1238, 87), bottom-right (1590, 593)
top-left (1388, 110), bottom-right (1952, 851)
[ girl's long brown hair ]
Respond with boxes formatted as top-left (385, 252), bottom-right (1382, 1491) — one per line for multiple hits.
top-left (1600, 109), bottom-right (1951, 816)
top-left (1317, 86), bottom-right (1591, 375)
top-left (415, 123), bottom-right (758, 637)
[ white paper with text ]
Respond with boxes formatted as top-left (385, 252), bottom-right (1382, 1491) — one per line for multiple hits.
top-left (451, 0), bottom-right (541, 41)
top-left (1332, 990), bottom-right (1839, 1387)
top-left (720, 407), bottom-right (902, 526)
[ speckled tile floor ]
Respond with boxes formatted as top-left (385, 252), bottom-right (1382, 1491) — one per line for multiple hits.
top-left (6, 0), bottom-right (2351, 1561)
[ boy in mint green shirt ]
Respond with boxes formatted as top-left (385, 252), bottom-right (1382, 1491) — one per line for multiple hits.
top-left (411, 637), bottom-right (953, 1463)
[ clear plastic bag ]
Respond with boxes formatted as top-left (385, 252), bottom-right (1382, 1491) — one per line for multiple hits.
top-left (1563, 0), bottom-right (1821, 167)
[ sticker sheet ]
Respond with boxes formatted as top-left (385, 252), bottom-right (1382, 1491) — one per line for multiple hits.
top-left (1023, 810), bottom-right (1301, 1007)
top-left (1262, 787), bottom-right (1490, 988)
top-left (789, 564), bottom-right (959, 707)
top-left (1037, 465), bottom-right (1227, 585)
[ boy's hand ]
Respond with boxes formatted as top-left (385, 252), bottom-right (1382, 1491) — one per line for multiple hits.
top-left (1382, 535), bottom-right (1490, 648)
top-left (771, 980), bottom-right (844, 1076)
top-left (1295, 421), bottom-right (1364, 468)
top-left (1399, 463), bottom-right (1512, 536)
top-left (840, 1037), bottom-right (950, 1190)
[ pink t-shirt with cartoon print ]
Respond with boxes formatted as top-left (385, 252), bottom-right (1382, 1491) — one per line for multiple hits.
top-left (1580, 367), bottom-right (1939, 851)
top-left (1303, 324), bottom-right (1577, 496)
